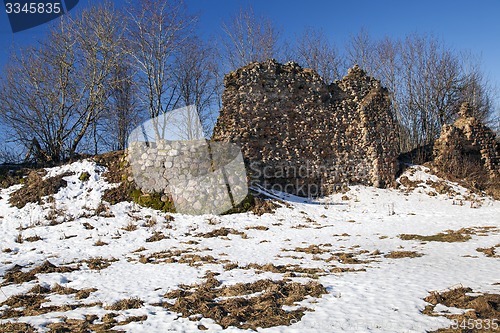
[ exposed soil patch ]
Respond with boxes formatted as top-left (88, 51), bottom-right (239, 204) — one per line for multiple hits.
top-left (423, 286), bottom-right (500, 332)
top-left (161, 273), bottom-right (327, 330)
top-left (9, 171), bottom-right (73, 208)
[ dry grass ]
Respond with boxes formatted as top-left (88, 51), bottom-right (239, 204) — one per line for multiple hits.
top-left (245, 225), bottom-right (269, 231)
top-left (0, 322), bottom-right (36, 333)
top-left (24, 234), bottom-right (43, 242)
top-left (0, 285), bottom-right (102, 319)
top-left (122, 222), bottom-right (138, 231)
top-left (399, 229), bottom-right (474, 242)
top-left (384, 251), bottom-right (423, 259)
top-left (197, 227), bottom-right (247, 238)
top-left (81, 257), bottom-right (118, 270)
top-left (476, 246), bottom-right (499, 258)
top-left (105, 298), bottom-right (144, 311)
top-left (251, 197), bottom-right (281, 216)
top-left (423, 286), bottom-right (500, 332)
top-left (83, 222), bottom-right (95, 230)
top-left (94, 239), bottom-right (108, 246)
top-left (161, 273), bottom-right (327, 330)
top-left (146, 231), bottom-right (168, 242)
top-left (292, 245), bottom-right (328, 254)
top-left (45, 314), bottom-right (147, 332)
top-left (1, 261), bottom-right (76, 286)
top-left (9, 171), bottom-right (73, 208)
top-left (241, 263), bottom-right (325, 278)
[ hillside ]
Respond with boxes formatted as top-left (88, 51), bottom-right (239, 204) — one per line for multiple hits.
top-left (0, 159), bottom-right (499, 332)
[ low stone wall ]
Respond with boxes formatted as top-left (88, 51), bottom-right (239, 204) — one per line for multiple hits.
top-left (127, 140), bottom-right (247, 214)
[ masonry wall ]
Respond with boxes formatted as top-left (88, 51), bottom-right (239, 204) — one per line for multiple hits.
top-left (212, 60), bottom-right (400, 196)
top-left (434, 102), bottom-right (500, 179)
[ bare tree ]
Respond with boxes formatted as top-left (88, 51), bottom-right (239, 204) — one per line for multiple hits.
top-left (173, 37), bottom-right (219, 136)
top-left (126, 0), bottom-right (194, 122)
top-left (346, 28), bottom-right (377, 72)
top-left (293, 27), bottom-right (343, 83)
top-left (66, 2), bottom-right (126, 157)
top-left (102, 62), bottom-right (141, 150)
top-left (0, 2), bottom-right (124, 162)
top-left (220, 6), bottom-right (281, 71)
top-left (458, 52), bottom-right (496, 124)
top-left (398, 34), bottom-right (462, 146)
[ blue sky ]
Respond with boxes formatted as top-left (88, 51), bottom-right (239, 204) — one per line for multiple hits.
top-left (1, 0), bottom-right (499, 105)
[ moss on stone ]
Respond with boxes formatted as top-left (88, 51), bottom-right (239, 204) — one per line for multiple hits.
top-left (129, 190), bottom-right (176, 213)
top-left (78, 171), bottom-right (90, 182)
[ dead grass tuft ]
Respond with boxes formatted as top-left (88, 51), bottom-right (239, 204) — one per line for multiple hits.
top-left (251, 197), bottom-right (281, 216)
top-left (162, 275), bottom-right (327, 330)
top-left (384, 251), bottom-right (423, 259)
top-left (476, 246), bottom-right (499, 258)
top-left (46, 313), bottom-right (146, 333)
top-left (105, 298), bottom-right (144, 311)
top-left (292, 245), bottom-right (328, 254)
top-left (81, 257), bottom-right (117, 270)
top-left (146, 231), bottom-right (168, 242)
top-left (399, 228), bottom-right (474, 242)
top-left (0, 322), bottom-right (36, 333)
top-left (0, 285), bottom-right (102, 319)
top-left (423, 286), bottom-right (500, 332)
top-left (94, 239), bottom-right (108, 246)
top-left (197, 227), bottom-right (247, 238)
top-left (1, 261), bottom-right (76, 286)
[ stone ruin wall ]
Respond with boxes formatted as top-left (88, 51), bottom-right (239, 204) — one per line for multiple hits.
top-left (212, 60), bottom-right (400, 196)
top-left (126, 60), bottom-right (499, 205)
top-left (434, 103), bottom-right (500, 179)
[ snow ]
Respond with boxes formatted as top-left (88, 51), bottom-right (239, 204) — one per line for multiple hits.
top-left (0, 161), bottom-right (499, 332)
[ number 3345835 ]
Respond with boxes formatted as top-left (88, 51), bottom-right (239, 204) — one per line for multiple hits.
top-left (5, 2), bottom-right (62, 14)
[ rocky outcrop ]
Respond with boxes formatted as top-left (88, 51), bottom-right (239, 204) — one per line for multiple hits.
top-left (212, 60), bottom-right (399, 196)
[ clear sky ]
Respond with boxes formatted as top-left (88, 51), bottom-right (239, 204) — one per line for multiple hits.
top-left (1, 0), bottom-right (499, 106)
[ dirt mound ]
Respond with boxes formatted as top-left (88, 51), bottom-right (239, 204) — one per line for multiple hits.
top-left (161, 272), bottom-right (327, 330)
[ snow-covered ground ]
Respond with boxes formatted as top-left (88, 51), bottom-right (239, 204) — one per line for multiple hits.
top-left (0, 160), bottom-right (499, 332)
